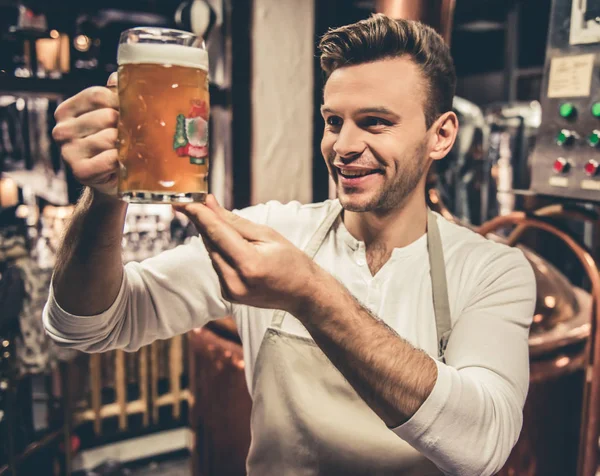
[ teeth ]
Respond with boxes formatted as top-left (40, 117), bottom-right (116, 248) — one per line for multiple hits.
top-left (340, 169), bottom-right (372, 177)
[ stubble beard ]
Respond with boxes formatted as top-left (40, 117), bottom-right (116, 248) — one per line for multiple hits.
top-left (334, 140), bottom-right (429, 213)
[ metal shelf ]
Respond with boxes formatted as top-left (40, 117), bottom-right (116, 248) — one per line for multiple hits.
top-left (0, 73), bottom-right (230, 105)
top-left (0, 74), bottom-right (99, 99)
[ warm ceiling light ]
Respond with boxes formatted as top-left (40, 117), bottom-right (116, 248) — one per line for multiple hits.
top-left (544, 295), bottom-right (556, 309)
top-left (555, 356), bottom-right (570, 368)
top-left (74, 34), bottom-right (91, 52)
top-left (50, 29), bottom-right (59, 39)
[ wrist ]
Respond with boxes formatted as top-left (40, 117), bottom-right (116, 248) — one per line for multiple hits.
top-left (88, 187), bottom-right (126, 209)
top-left (76, 187), bottom-right (128, 247)
top-left (290, 263), bottom-right (338, 321)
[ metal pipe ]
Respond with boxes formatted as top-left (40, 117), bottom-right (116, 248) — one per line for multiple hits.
top-left (61, 361), bottom-right (73, 476)
top-left (151, 342), bottom-right (159, 423)
top-left (0, 429), bottom-right (65, 476)
top-left (90, 354), bottom-right (102, 435)
top-left (116, 350), bottom-right (127, 431)
top-left (170, 335), bottom-right (183, 419)
top-left (375, 0), bottom-right (456, 45)
top-left (139, 346), bottom-right (149, 427)
top-left (504, 2), bottom-right (519, 104)
top-left (501, 204), bottom-right (600, 247)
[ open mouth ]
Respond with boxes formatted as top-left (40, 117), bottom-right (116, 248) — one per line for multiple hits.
top-left (337, 167), bottom-right (381, 179)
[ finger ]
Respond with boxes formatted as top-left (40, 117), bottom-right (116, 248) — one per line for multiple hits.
top-left (205, 194), bottom-right (270, 242)
top-left (106, 73), bottom-right (118, 97)
top-left (201, 233), bottom-right (240, 271)
top-left (208, 248), bottom-right (247, 302)
top-left (175, 203), bottom-right (254, 266)
top-left (205, 194), bottom-right (221, 210)
top-left (200, 233), bottom-right (217, 255)
top-left (68, 149), bottom-right (120, 184)
top-left (53, 108), bottom-right (119, 143)
top-left (55, 86), bottom-right (119, 122)
top-left (204, 195), bottom-right (230, 220)
top-left (107, 72), bottom-right (118, 88)
top-left (91, 170), bottom-right (119, 196)
top-left (94, 169), bottom-right (118, 186)
top-left (62, 128), bottom-right (119, 161)
top-left (199, 229), bottom-right (243, 297)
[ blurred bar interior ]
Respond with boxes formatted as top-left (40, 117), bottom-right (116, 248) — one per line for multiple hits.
top-left (2, 0), bottom-right (600, 475)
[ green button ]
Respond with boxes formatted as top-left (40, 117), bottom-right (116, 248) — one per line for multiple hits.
top-left (560, 103), bottom-right (576, 118)
top-left (556, 131), bottom-right (568, 145)
top-left (592, 103), bottom-right (600, 118)
top-left (589, 131), bottom-right (600, 146)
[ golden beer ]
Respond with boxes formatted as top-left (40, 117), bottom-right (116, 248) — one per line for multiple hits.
top-left (117, 29), bottom-right (210, 203)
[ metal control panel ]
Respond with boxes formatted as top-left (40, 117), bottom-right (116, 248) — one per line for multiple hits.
top-left (530, 0), bottom-right (600, 201)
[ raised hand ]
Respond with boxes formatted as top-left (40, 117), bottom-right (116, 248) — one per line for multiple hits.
top-left (175, 195), bottom-right (322, 314)
top-left (52, 73), bottom-right (120, 197)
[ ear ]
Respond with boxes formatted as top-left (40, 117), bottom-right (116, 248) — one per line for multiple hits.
top-left (428, 111), bottom-right (459, 162)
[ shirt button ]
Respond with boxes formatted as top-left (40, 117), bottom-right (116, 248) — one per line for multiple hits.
top-left (356, 259), bottom-right (366, 266)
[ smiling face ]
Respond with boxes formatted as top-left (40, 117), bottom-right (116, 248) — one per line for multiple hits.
top-left (321, 56), bottom-right (434, 213)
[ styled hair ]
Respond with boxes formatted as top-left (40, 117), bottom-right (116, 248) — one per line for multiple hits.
top-left (318, 13), bottom-right (456, 129)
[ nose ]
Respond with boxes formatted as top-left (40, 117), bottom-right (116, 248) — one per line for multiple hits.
top-left (333, 123), bottom-right (366, 160)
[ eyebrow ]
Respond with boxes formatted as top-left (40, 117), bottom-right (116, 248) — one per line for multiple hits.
top-left (320, 106), bottom-right (401, 121)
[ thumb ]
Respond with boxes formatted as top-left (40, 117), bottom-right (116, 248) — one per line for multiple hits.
top-left (107, 72), bottom-right (118, 88)
top-left (205, 194), bottom-right (269, 242)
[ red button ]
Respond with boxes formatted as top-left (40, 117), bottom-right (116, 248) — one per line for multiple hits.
top-left (585, 160), bottom-right (599, 177)
top-left (553, 157), bottom-right (570, 174)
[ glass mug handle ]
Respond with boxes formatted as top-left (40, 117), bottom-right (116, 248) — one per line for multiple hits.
top-left (106, 73), bottom-right (125, 182)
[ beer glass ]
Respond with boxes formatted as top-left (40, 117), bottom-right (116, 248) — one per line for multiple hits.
top-left (117, 27), bottom-right (210, 203)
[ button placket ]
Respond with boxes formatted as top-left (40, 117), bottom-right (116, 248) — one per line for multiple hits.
top-left (355, 245), bottom-right (372, 283)
top-left (355, 243), bottom-right (366, 266)
top-left (367, 279), bottom-right (381, 310)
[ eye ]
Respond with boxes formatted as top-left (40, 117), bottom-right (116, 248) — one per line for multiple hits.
top-left (360, 117), bottom-right (391, 129)
top-left (326, 116), bottom-right (342, 127)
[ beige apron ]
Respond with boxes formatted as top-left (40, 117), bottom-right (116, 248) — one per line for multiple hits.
top-left (246, 203), bottom-right (451, 475)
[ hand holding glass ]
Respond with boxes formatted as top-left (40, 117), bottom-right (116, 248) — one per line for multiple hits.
top-left (117, 27), bottom-right (210, 204)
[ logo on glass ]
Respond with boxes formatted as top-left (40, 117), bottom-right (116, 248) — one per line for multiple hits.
top-left (174, 99), bottom-right (209, 165)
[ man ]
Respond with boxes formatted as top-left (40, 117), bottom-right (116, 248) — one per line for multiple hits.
top-left (44, 14), bottom-right (535, 476)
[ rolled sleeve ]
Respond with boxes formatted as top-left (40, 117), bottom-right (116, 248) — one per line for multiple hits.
top-left (43, 236), bottom-right (233, 353)
top-left (392, 359), bottom-right (451, 442)
top-left (392, 248), bottom-right (536, 476)
top-left (43, 272), bottom-right (129, 351)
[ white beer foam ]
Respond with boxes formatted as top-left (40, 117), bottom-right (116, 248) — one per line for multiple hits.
top-left (118, 43), bottom-right (208, 71)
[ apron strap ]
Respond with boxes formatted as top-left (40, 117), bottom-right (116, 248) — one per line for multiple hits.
top-left (271, 201), bottom-right (344, 329)
top-left (271, 205), bottom-right (453, 361)
top-left (426, 210), bottom-right (452, 361)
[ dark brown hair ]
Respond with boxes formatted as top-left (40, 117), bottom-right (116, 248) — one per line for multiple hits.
top-left (319, 14), bottom-right (456, 129)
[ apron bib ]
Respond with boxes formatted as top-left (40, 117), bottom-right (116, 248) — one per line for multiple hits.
top-left (247, 203), bottom-right (451, 475)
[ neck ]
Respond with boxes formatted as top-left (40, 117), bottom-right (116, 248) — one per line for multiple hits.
top-left (343, 190), bottom-right (428, 251)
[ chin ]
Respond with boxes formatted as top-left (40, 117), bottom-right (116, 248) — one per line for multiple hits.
top-left (337, 190), bottom-right (381, 212)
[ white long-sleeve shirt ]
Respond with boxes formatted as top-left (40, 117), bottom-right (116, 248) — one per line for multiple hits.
top-left (43, 199), bottom-right (536, 475)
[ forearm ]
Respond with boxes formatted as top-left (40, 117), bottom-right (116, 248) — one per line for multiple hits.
top-left (295, 270), bottom-right (437, 427)
top-left (53, 187), bottom-right (128, 316)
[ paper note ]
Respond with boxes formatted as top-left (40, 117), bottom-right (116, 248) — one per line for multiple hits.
top-left (547, 54), bottom-right (595, 98)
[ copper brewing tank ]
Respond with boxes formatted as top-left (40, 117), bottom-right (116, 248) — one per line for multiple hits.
top-left (376, 0), bottom-right (455, 43)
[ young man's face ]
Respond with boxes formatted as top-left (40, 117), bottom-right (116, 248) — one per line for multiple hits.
top-left (320, 56), bottom-right (434, 213)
